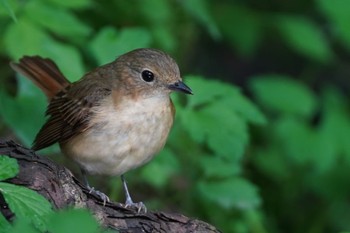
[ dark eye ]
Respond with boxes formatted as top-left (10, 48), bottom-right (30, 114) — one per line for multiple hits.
top-left (141, 70), bottom-right (154, 82)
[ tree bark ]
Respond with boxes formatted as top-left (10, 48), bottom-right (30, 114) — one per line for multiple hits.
top-left (0, 140), bottom-right (220, 233)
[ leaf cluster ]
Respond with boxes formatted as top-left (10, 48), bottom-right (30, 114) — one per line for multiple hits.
top-left (0, 155), bottom-right (111, 233)
top-left (1, 0), bottom-right (350, 233)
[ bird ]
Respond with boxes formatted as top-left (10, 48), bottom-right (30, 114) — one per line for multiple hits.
top-left (10, 48), bottom-right (192, 212)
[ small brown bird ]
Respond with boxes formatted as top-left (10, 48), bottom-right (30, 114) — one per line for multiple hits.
top-left (10, 48), bottom-right (192, 211)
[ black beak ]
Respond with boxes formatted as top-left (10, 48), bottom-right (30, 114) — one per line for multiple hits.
top-left (168, 81), bottom-right (193, 94)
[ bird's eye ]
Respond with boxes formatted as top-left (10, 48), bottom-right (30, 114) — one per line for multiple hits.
top-left (141, 70), bottom-right (154, 82)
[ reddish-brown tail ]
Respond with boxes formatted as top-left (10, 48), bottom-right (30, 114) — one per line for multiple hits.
top-left (10, 56), bottom-right (70, 100)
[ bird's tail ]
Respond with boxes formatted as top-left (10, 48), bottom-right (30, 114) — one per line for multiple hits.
top-left (10, 56), bottom-right (70, 100)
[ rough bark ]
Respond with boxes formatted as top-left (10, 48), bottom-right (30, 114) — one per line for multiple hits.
top-left (0, 140), bottom-right (220, 233)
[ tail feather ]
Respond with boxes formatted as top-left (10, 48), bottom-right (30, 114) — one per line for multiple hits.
top-left (10, 56), bottom-right (70, 99)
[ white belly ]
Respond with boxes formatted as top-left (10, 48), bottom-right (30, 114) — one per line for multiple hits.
top-left (61, 96), bottom-right (173, 176)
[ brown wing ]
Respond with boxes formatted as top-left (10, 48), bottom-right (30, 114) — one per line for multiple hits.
top-left (32, 80), bottom-right (112, 150)
top-left (11, 55), bottom-right (113, 150)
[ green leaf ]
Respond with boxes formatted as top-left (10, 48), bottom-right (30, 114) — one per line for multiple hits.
top-left (4, 21), bottom-right (48, 59)
top-left (184, 76), bottom-right (266, 125)
top-left (181, 104), bottom-right (248, 161)
top-left (215, 4), bottom-right (262, 57)
top-left (3, 21), bottom-right (83, 148)
top-left (39, 41), bottom-right (85, 81)
top-left (317, 0), bottom-right (350, 51)
top-left (178, 76), bottom-right (265, 160)
top-left (0, 79), bottom-right (46, 146)
top-left (0, 182), bottom-right (53, 232)
top-left (137, 0), bottom-right (176, 51)
top-left (199, 155), bottom-right (241, 178)
top-left (203, 104), bottom-right (248, 160)
top-left (277, 15), bottom-right (333, 62)
top-left (252, 148), bottom-right (291, 182)
top-left (25, 1), bottom-right (91, 40)
top-left (249, 74), bottom-right (317, 118)
top-left (140, 148), bottom-right (180, 188)
top-left (151, 27), bottom-right (177, 52)
top-left (221, 94), bottom-right (267, 125)
top-left (0, 155), bottom-right (19, 181)
top-left (181, 0), bottom-right (220, 40)
top-left (4, 19), bottom-right (84, 79)
top-left (1, 0), bottom-right (17, 21)
top-left (274, 116), bottom-right (337, 173)
top-left (11, 218), bottom-right (40, 233)
top-left (0, 211), bottom-right (12, 233)
top-left (47, 209), bottom-right (99, 233)
top-left (138, 0), bottom-right (171, 24)
top-left (320, 87), bottom-right (350, 165)
top-left (46, 0), bottom-right (91, 9)
top-left (184, 75), bottom-right (240, 108)
top-left (90, 27), bottom-right (152, 65)
top-left (197, 178), bottom-right (261, 210)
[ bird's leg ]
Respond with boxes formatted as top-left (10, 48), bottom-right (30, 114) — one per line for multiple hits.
top-left (121, 175), bottom-right (147, 213)
top-left (81, 169), bottom-right (110, 205)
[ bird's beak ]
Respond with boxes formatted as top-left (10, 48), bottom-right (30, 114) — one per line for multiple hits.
top-left (168, 81), bottom-right (193, 94)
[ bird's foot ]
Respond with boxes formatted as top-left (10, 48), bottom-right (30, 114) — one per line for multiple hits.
top-left (87, 186), bottom-right (110, 205)
top-left (122, 199), bottom-right (147, 214)
top-left (120, 175), bottom-right (147, 213)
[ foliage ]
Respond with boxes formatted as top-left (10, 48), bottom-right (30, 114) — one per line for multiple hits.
top-left (0, 155), bottom-right (109, 233)
top-left (0, 0), bottom-right (350, 233)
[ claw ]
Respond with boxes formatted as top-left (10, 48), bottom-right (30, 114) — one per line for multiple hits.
top-left (122, 201), bottom-right (147, 214)
top-left (87, 186), bottom-right (110, 205)
top-left (121, 175), bottom-right (147, 214)
top-left (81, 169), bottom-right (110, 205)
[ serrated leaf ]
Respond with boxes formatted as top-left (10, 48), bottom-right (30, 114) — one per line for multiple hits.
top-left (203, 103), bottom-right (248, 160)
top-left (179, 76), bottom-right (264, 160)
top-left (47, 209), bottom-right (99, 233)
top-left (250, 75), bottom-right (317, 117)
top-left (0, 182), bottom-right (53, 232)
top-left (184, 76), bottom-right (266, 125)
top-left (181, 104), bottom-right (248, 161)
top-left (90, 27), bottom-right (152, 65)
top-left (198, 178), bottom-right (261, 210)
top-left (277, 15), bottom-right (333, 62)
top-left (184, 75), bottom-right (240, 108)
top-left (220, 94), bottom-right (267, 125)
top-left (0, 155), bottom-right (19, 181)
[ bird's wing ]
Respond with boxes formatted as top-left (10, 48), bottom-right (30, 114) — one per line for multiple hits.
top-left (33, 80), bottom-right (111, 150)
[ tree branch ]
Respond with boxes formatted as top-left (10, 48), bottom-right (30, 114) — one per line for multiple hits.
top-left (0, 140), bottom-right (220, 233)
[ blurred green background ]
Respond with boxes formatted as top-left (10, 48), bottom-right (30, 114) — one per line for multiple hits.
top-left (1, 0), bottom-right (350, 232)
